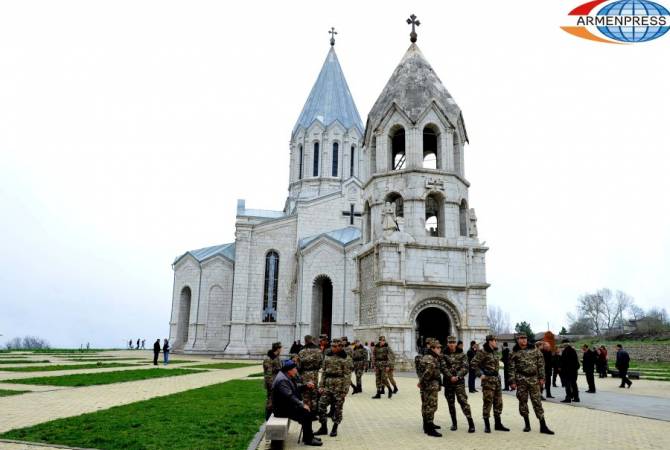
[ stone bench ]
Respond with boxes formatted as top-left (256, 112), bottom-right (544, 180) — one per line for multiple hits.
top-left (608, 369), bottom-right (640, 379)
top-left (265, 414), bottom-right (291, 449)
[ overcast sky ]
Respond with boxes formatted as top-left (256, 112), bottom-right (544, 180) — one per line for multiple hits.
top-left (1, 1), bottom-right (669, 348)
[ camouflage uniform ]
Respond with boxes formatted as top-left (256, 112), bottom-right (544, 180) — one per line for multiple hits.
top-left (352, 345), bottom-right (368, 391)
top-left (373, 340), bottom-right (394, 392)
top-left (419, 350), bottom-right (442, 424)
top-left (298, 341), bottom-right (323, 413)
top-left (440, 347), bottom-right (472, 419)
top-left (262, 343), bottom-right (283, 418)
top-left (318, 344), bottom-right (353, 425)
top-left (471, 342), bottom-right (503, 419)
top-left (509, 345), bottom-right (545, 420)
top-left (415, 337), bottom-right (434, 377)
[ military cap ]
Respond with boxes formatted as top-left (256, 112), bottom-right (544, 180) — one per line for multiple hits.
top-left (379, 335), bottom-right (386, 341)
top-left (485, 334), bottom-right (497, 342)
top-left (304, 335), bottom-right (314, 343)
top-left (425, 337), bottom-right (435, 346)
top-left (430, 340), bottom-right (442, 348)
top-left (319, 334), bottom-right (328, 340)
top-left (516, 332), bottom-right (527, 338)
top-left (271, 341), bottom-right (282, 351)
top-left (447, 336), bottom-right (457, 343)
top-left (341, 336), bottom-right (349, 342)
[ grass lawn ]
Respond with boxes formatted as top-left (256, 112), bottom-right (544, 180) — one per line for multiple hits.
top-left (27, 349), bottom-right (107, 354)
top-left (0, 363), bottom-right (136, 372)
top-left (64, 357), bottom-right (147, 362)
top-left (0, 360), bottom-right (50, 364)
top-left (188, 362), bottom-right (259, 370)
top-left (247, 372), bottom-right (264, 377)
top-left (2, 368), bottom-right (203, 387)
top-left (0, 379), bottom-right (265, 449)
top-left (0, 389), bottom-right (30, 397)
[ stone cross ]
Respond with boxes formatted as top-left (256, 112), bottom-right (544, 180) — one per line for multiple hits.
top-left (406, 14), bottom-right (420, 43)
top-left (342, 203), bottom-right (361, 225)
top-left (329, 27), bottom-right (338, 46)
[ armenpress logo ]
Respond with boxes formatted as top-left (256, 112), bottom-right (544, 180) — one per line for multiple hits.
top-left (562, 0), bottom-right (670, 43)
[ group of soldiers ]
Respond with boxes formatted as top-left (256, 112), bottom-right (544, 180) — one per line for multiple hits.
top-left (417, 333), bottom-right (555, 437)
top-left (264, 334), bottom-right (395, 439)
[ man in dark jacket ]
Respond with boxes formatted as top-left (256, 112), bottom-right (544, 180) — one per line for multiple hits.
top-left (467, 341), bottom-right (479, 393)
top-left (272, 360), bottom-right (322, 446)
top-left (582, 344), bottom-right (597, 393)
top-left (501, 342), bottom-right (510, 391)
top-left (616, 344), bottom-right (632, 388)
top-left (152, 339), bottom-right (160, 365)
top-left (559, 339), bottom-right (580, 403)
top-left (541, 342), bottom-right (554, 398)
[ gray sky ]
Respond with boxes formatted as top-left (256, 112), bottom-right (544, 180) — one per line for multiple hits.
top-left (1, 1), bottom-right (669, 347)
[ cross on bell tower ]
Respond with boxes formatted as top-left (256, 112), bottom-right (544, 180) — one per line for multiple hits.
top-left (329, 27), bottom-right (338, 46)
top-left (406, 14), bottom-right (420, 43)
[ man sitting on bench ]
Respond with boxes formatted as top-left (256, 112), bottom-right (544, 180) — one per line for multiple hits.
top-left (271, 360), bottom-right (322, 446)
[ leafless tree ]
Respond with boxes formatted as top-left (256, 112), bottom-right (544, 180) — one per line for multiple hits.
top-left (488, 305), bottom-right (511, 335)
top-left (4, 336), bottom-right (50, 350)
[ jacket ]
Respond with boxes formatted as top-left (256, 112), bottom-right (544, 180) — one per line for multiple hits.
top-left (616, 349), bottom-right (630, 370)
top-left (560, 345), bottom-right (580, 374)
top-left (271, 371), bottom-right (304, 418)
top-left (582, 349), bottom-right (597, 372)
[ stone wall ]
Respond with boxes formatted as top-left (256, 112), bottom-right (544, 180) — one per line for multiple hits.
top-left (604, 343), bottom-right (670, 363)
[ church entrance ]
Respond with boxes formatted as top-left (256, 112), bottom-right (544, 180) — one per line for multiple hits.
top-left (415, 307), bottom-right (451, 351)
top-left (311, 275), bottom-right (333, 338)
top-left (176, 286), bottom-right (191, 348)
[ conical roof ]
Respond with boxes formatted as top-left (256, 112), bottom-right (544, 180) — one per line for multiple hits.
top-left (293, 47), bottom-right (363, 136)
top-left (365, 43), bottom-right (467, 142)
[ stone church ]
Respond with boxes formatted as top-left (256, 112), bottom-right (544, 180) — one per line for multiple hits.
top-left (169, 26), bottom-right (490, 365)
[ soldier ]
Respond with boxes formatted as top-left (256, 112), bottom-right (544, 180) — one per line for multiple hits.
top-left (509, 333), bottom-right (555, 434)
top-left (418, 339), bottom-right (443, 437)
top-left (262, 341), bottom-right (283, 419)
top-left (341, 336), bottom-right (356, 394)
top-left (315, 338), bottom-right (353, 437)
top-left (297, 335), bottom-right (323, 417)
top-left (440, 336), bottom-right (475, 433)
top-left (371, 336), bottom-right (395, 399)
top-left (470, 335), bottom-right (510, 433)
top-left (351, 340), bottom-right (368, 394)
top-left (415, 338), bottom-right (434, 377)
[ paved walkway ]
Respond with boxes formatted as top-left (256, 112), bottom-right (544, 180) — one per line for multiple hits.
top-left (269, 373), bottom-right (670, 450)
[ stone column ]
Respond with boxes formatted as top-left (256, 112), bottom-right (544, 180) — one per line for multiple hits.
top-left (407, 125), bottom-right (422, 169)
top-left (225, 223), bottom-right (252, 356)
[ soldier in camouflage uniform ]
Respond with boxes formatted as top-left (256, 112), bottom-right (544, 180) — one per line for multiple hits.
top-left (315, 338), bottom-right (353, 437)
top-left (509, 333), bottom-right (555, 435)
top-left (342, 336), bottom-right (356, 394)
top-left (470, 335), bottom-right (510, 433)
top-left (372, 336), bottom-right (395, 399)
top-left (297, 335), bottom-right (323, 417)
top-left (418, 339), bottom-right (443, 437)
top-left (352, 340), bottom-right (368, 394)
top-left (440, 336), bottom-right (475, 433)
top-left (415, 337), bottom-right (434, 377)
top-left (262, 341), bottom-right (283, 419)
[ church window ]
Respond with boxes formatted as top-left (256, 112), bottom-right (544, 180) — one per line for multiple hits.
top-left (369, 137), bottom-right (377, 176)
top-left (391, 127), bottom-right (406, 170)
top-left (385, 192), bottom-right (404, 218)
top-left (262, 250), bottom-right (279, 322)
top-left (364, 201), bottom-right (371, 242)
top-left (423, 125), bottom-right (439, 169)
top-left (454, 134), bottom-right (462, 175)
top-left (298, 145), bottom-right (303, 180)
top-left (459, 200), bottom-right (468, 237)
top-left (313, 142), bottom-right (320, 177)
top-left (425, 192), bottom-right (445, 237)
top-left (332, 142), bottom-right (339, 177)
top-left (350, 145), bottom-right (355, 177)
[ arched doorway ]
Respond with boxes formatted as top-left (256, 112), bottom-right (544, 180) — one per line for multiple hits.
top-left (312, 276), bottom-right (333, 338)
top-left (415, 307), bottom-right (451, 351)
top-left (176, 286), bottom-right (191, 347)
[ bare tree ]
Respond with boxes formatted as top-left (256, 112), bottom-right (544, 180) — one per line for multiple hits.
top-left (4, 336), bottom-right (50, 350)
top-left (577, 290), bottom-right (607, 335)
top-left (488, 305), bottom-right (511, 335)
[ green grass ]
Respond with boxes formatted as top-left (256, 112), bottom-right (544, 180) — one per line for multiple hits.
top-left (630, 361), bottom-right (670, 370)
top-left (3, 368), bottom-right (203, 387)
top-left (64, 357), bottom-right (146, 362)
top-left (188, 363), bottom-right (259, 370)
top-left (247, 372), bottom-right (264, 377)
top-left (0, 363), bottom-right (136, 372)
top-left (27, 349), bottom-right (107, 354)
top-left (0, 359), bottom-right (50, 364)
top-left (0, 389), bottom-right (30, 397)
top-left (0, 379), bottom-right (265, 449)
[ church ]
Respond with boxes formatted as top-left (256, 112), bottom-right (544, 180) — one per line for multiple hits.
top-left (168, 21), bottom-right (490, 366)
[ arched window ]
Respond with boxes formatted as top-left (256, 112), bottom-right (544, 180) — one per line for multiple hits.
top-left (313, 142), bottom-right (320, 177)
top-left (425, 193), bottom-right (445, 237)
top-left (369, 137), bottom-right (377, 176)
top-left (350, 145), bottom-right (355, 177)
top-left (364, 201), bottom-right (371, 243)
top-left (459, 200), bottom-right (468, 237)
top-left (453, 134), bottom-right (462, 175)
top-left (298, 145), bottom-right (303, 180)
top-left (391, 127), bottom-right (406, 170)
top-left (385, 192), bottom-right (404, 218)
top-left (262, 251), bottom-right (279, 322)
top-left (423, 125), bottom-right (439, 169)
top-left (332, 142), bottom-right (339, 177)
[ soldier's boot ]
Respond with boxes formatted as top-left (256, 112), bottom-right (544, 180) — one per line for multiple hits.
top-left (483, 418), bottom-right (491, 433)
top-left (539, 418), bottom-right (555, 435)
top-left (381, 386), bottom-right (385, 394)
top-left (522, 415), bottom-right (531, 432)
top-left (314, 421), bottom-right (328, 436)
top-left (387, 387), bottom-right (393, 399)
top-left (372, 389), bottom-right (381, 399)
top-left (450, 412), bottom-right (457, 431)
top-left (494, 415), bottom-right (510, 432)
top-left (426, 422), bottom-right (442, 437)
top-left (329, 423), bottom-right (338, 437)
top-left (356, 382), bottom-right (362, 393)
top-left (467, 417), bottom-right (475, 433)
top-left (393, 384), bottom-right (398, 394)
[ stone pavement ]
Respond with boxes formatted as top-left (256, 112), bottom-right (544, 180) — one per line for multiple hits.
top-left (269, 372), bottom-right (670, 450)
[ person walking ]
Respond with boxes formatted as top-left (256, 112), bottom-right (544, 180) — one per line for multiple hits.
top-left (552, 349), bottom-right (562, 387)
top-left (315, 339), bottom-right (353, 438)
top-left (467, 341), bottom-right (479, 393)
top-left (141, 339), bottom-right (145, 350)
top-left (509, 333), bottom-right (554, 435)
top-left (152, 339), bottom-right (160, 365)
top-left (371, 336), bottom-right (394, 399)
top-left (470, 335), bottom-right (509, 433)
top-left (616, 344), bottom-right (632, 388)
top-left (599, 345), bottom-right (609, 378)
top-left (137, 338), bottom-right (141, 350)
top-left (162, 339), bottom-right (170, 365)
top-left (440, 335), bottom-right (475, 433)
top-left (501, 342), bottom-right (511, 391)
top-left (541, 341), bottom-right (555, 398)
top-left (559, 339), bottom-right (580, 403)
top-left (129, 339), bottom-right (133, 350)
top-left (418, 339), bottom-right (443, 437)
top-left (582, 344), bottom-right (597, 393)
top-left (351, 340), bottom-right (368, 394)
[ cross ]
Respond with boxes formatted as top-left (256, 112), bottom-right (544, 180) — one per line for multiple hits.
top-left (342, 203), bottom-right (362, 225)
top-left (329, 27), bottom-right (338, 46)
top-left (406, 14), bottom-right (420, 43)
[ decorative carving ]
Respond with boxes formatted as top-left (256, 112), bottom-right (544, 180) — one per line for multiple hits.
top-left (410, 298), bottom-right (461, 329)
top-left (425, 178), bottom-right (445, 191)
top-left (468, 208), bottom-right (478, 238)
top-left (382, 202), bottom-right (399, 236)
top-left (358, 254), bottom-right (376, 325)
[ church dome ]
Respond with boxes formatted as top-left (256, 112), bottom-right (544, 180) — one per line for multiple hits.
top-left (364, 43), bottom-right (467, 143)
